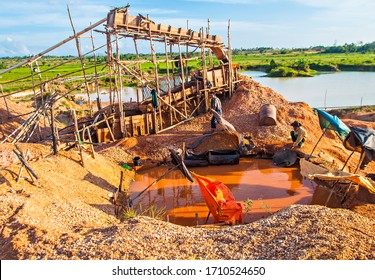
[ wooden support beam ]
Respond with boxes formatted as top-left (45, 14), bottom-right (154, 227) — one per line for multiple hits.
top-left (164, 35), bottom-right (173, 126)
top-left (149, 28), bottom-right (162, 132)
top-left (102, 112), bottom-right (116, 142)
top-left (90, 25), bottom-right (100, 105)
top-left (16, 149), bottom-right (29, 183)
top-left (106, 33), bottom-right (114, 105)
top-left (13, 145), bottom-right (40, 186)
top-left (71, 109), bottom-right (85, 168)
top-left (178, 41), bottom-right (187, 117)
top-left (201, 28), bottom-right (209, 112)
top-left (67, 5), bottom-right (92, 117)
top-left (83, 125), bottom-right (96, 159)
top-left (0, 18), bottom-right (107, 76)
top-left (207, 19), bottom-right (214, 69)
top-left (50, 106), bottom-right (58, 155)
top-left (0, 85), bottom-right (10, 119)
top-left (115, 32), bottom-right (127, 137)
top-left (227, 19), bottom-right (233, 98)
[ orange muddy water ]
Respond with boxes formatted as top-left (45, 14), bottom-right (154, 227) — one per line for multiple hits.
top-left (130, 158), bottom-right (337, 226)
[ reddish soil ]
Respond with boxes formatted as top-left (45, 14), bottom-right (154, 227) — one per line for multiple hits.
top-left (1, 74), bottom-right (374, 260)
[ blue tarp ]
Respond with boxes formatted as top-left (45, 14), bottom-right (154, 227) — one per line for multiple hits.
top-left (313, 108), bottom-right (350, 142)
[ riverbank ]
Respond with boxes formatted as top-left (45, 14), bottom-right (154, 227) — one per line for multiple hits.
top-left (233, 51), bottom-right (375, 77)
top-left (242, 70), bottom-right (375, 108)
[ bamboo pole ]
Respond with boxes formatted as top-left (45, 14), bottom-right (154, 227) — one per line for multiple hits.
top-left (170, 44), bottom-right (176, 89)
top-left (33, 60), bottom-right (47, 135)
top-left (133, 37), bottom-right (143, 79)
top-left (156, 117), bottom-right (194, 134)
top-left (90, 25), bottom-right (101, 110)
top-left (154, 91), bottom-right (188, 119)
top-left (86, 127), bottom-right (96, 159)
top-left (106, 32), bottom-right (114, 105)
top-left (29, 62), bottom-right (39, 109)
top-left (16, 149), bottom-right (29, 183)
top-left (207, 19), bottom-right (214, 69)
top-left (50, 106), bottom-right (58, 155)
top-left (227, 19), bottom-right (233, 98)
top-left (308, 128), bottom-right (327, 159)
top-left (185, 20), bottom-right (190, 82)
top-left (178, 40), bottom-right (187, 117)
top-left (0, 85), bottom-right (10, 119)
top-left (13, 145), bottom-right (39, 186)
top-left (164, 35), bottom-right (173, 126)
top-left (149, 28), bottom-right (162, 131)
top-left (34, 60), bottom-right (44, 105)
top-left (67, 5), bottom-right (92, 117)
top-left (115, 32), bottom-right (127, 137)
top-left (102, 113), bottom-right (116, 142)
top-left (340, 151), bottom-right (367, 204)
top-left (71, 109), bottom-right (85, 168)
top-left (200, 28), bottom-right (209, 112)
top-left (0, 18), bottom-right (106, 76)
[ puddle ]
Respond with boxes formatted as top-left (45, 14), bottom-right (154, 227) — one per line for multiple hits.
top-left (129, 158), bottom-right (337, 226)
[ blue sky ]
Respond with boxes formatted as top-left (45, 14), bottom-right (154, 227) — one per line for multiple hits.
top-left (1, 0), bottom-right (374, 57)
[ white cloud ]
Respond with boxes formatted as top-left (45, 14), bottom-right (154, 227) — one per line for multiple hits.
top-left (0, 37), bottom-right (31, 56)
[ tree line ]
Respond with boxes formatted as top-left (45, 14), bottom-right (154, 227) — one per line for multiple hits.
top-left (233, 41), bottom-right (375, 55)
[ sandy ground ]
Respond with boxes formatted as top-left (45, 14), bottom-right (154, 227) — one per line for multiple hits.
top-left (1, 74), bottom-right (375, 260)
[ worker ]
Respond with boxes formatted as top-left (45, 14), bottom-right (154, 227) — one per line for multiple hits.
top-left (210, 92), bottom-right (222, 132)
top-left (290, 121), bottom-right (307, 148)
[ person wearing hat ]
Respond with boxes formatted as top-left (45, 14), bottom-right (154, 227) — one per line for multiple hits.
top-left (290, 121), bottom-right (307, 148)
top-left (210, 92), bottom-right (222, 132)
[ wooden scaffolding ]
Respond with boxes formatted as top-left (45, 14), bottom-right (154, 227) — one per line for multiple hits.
top-left (96, 6), bottom-right (239, 141)
top-left (0, 5), bottom-right (239, 146)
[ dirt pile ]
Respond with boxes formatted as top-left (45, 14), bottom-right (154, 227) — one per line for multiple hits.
top-left (1, 74), bottom-right (375, 260)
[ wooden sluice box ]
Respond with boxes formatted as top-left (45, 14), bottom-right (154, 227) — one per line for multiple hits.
top-left (96, 114), bottom-right (151, 142)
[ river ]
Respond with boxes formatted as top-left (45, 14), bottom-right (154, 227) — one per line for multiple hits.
top-left (76, 71), bottom-right (375, 109)
top-left (241, 71), bottom-right (375, 108)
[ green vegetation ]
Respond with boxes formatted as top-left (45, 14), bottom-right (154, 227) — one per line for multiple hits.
top-left (1, 41), bottom-right (375, 92)
top-left (0, 53), bottom-right (204, 93)
top-left (120, 204), bottom-right (166, 221)
top-left (232, 41), bottom-right (375, 77)
top-left (243, 198), bottom-right (253, 213)
top-left (327, 105), bottom-right (375, 118)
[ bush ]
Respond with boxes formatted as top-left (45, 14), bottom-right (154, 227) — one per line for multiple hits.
top-left (268, 67), bottom-right (298, 77)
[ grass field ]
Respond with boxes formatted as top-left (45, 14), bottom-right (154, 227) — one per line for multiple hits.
top-left (233, 51), bottom-right (375, 76)
top-left (1, 51), bottom-right (375, 93)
